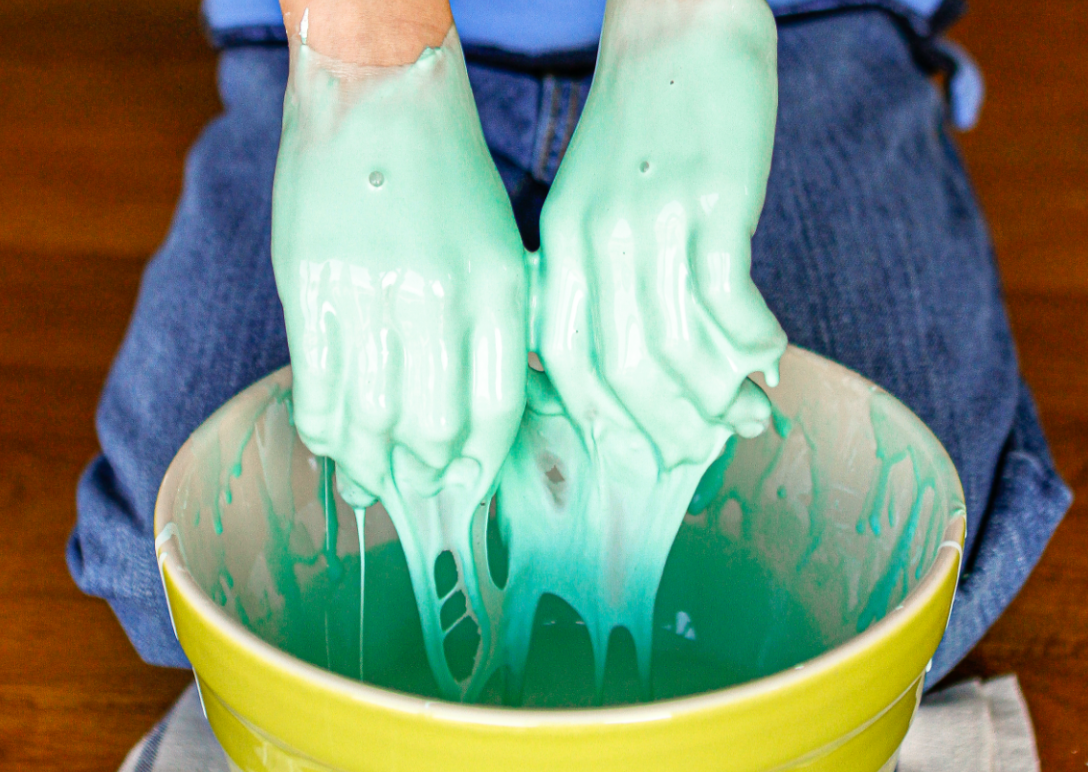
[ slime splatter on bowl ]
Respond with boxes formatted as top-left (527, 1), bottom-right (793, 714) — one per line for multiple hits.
top-left (154, 345), bottom-right (965, 772)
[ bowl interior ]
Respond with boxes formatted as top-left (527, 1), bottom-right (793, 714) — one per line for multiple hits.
top-left (162, 347), bottom-right (964, 707)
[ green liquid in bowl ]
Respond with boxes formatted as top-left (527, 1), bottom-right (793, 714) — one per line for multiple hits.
top-left (256, 522), bottom-right (825, 707)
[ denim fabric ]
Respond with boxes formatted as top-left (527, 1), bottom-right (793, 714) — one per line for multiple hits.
top-left (68, 9), bottom-right (1071, 686)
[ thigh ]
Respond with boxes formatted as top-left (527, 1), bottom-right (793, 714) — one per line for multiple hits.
top-left (752, 10), bottom-right (1070, 682)
top-left (70, 46), bottom-right (292, 666)
top-left (754, 10), bottom-right (1014, 561)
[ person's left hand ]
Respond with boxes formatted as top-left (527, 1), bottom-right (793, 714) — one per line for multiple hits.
top-left (533, 0), bottom-right (788, 469)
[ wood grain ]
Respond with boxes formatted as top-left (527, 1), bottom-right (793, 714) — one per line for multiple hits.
top-left (0, 2), bottom-right (214, 770)
top-left (941, 3), bottom-right (1088, 765)
top-left (1, 0), bottom-right (1084, 770)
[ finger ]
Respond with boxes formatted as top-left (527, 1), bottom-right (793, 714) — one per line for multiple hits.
top-left (583, 211), bottom-right (712, 467)
top-left (689, 216), bottom-right (787, 383)
top-left (723, 378), bottom-right (773, 439)
top-left (633, 200), bottom-right (755, 423)
top-left (333, 459), bottom-right (379, 510)
top-left (658, 307), bottom-right (754, 427)
top-left (287, 259), bottom-right (350, 459)
top-left (332, 263), bottom-right (399, 496)
top-left (388, 270), bottom-right (468, 475)
top-left (652, 259), bottom-right (767, 426)
top-left (460, 304), bottom-right (528, 490)
top-left (653, 213), bottom-right (785, 430)
top-left (536, 226), bottom-right (634, 443)
top-left (388, 443), bottom-right (449, 500)
top-left (337, 262), bottom-right (391, 399)
top-left (335, 389), bottom-right (398, 500)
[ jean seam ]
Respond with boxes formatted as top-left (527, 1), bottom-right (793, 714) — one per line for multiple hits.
top-left (556, 80), bottom-right (583, 168)
top-left (532, 76), bottom-right (561, 182)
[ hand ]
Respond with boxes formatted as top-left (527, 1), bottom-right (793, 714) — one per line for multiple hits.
top-left (271, 30), bottom-right (528, 511)
top-left (534, 0), bottom-right (787, 469)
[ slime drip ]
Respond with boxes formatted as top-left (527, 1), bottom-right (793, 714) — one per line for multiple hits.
top-left (272, 0), bottom-right (787, 703)
top-left (494, 374), bottom-right (776, 701)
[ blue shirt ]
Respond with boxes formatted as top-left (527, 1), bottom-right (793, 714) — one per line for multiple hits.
top-left (203, 0), bottom-right (954, 54)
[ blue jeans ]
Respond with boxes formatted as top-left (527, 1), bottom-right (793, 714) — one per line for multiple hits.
top-left (68, 9), bottom-right (1072, 686)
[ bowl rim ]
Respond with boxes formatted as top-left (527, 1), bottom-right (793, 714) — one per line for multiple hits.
top-left (154, 345), bottom-right (967, 729)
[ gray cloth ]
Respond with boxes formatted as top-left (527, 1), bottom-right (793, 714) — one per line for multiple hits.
top-left (119, 675), bottom-right (1040, 772)
top-left (898, 675), bottom-right (1041, 772)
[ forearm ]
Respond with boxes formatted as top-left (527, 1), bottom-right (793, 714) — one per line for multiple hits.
top-left (280, 0), bottom-right (453, 65)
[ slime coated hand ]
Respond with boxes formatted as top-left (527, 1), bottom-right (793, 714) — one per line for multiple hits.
top-left (271, 33), bottom-right (528, 509)
top-left (492, 0), bottom-right (789, 699)
top-left (272, 31), bottom-right (529, 700)
top-left (536, 0), bottom-right (787, 468)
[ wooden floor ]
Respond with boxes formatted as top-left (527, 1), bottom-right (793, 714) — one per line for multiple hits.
top-left (1, 0), bottom-right (1084, 769)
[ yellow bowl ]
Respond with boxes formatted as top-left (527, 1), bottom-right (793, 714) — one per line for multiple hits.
top-left (154, 345), bottom-right (965, 772)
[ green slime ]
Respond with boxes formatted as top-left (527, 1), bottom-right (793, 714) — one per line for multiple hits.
top-left (269, 0), bottom-right (792, 703)
top-left (267, 525), bottom-right (825, 708)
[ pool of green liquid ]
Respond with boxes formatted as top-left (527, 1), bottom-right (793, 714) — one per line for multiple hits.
top-left (255, 517), bottom-right (826, 708)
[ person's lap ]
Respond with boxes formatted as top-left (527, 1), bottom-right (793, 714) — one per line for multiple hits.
top-left (67, 9), bottom-right (1071, 683)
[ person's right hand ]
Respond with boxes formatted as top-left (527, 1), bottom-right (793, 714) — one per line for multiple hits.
top-left (271, 29), bottom-right (529, 515)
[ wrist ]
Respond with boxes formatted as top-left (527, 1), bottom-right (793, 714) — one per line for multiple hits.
top-left (281, 0), bottom-right (453, 66)
top-left (599, 0), bottom-right (773, 54)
